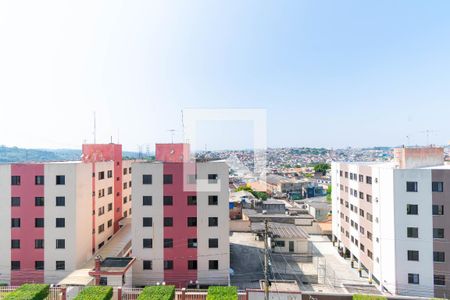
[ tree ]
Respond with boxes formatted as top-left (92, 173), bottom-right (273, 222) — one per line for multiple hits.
top-left (326, 185), bottom-right (332, 203)
top-left (235, 185), bottom-right (268, 200)
top-left (314, 163), bottom-right (331, 175)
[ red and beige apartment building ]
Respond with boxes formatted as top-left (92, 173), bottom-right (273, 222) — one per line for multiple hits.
top-left (132, 143), bottom-right (230, 287)
top-left (332, 147), bottom-right (450, 298)
top-left (0, 143), bottom-right (132, 285)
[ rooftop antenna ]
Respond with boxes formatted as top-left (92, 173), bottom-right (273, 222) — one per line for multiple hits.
top-left (168, 129), bottom-right (176, 144)
top-left (181, 110), bottom-right (185, 143)
top-left (420, 129), bottom-right (439, 146)
top-left (93, 111), bottom-right (97, 144)
top-left (406, 135), bottom-right (410, 146)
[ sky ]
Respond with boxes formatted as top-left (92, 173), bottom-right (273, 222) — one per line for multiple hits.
top-left (1, 1), bottom-right (450, 151)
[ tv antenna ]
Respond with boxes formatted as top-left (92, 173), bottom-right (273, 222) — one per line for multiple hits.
top-left (168, 129), bottom-right (176, 144)
top-left (420, 129), bottom-right (439, 146)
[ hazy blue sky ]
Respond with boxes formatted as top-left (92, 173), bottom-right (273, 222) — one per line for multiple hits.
top-left (1, 0), bottom-right (450, 151)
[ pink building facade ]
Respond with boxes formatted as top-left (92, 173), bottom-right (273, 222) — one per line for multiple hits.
top-left (132, 144), bottom-right (230, 287)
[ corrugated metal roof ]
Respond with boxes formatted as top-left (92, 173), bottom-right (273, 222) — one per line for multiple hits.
top-left (251, 222), bottom-right (309, 239)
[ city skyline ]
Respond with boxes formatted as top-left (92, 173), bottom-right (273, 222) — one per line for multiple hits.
top-left (1, 1), bottom-right (450, 150)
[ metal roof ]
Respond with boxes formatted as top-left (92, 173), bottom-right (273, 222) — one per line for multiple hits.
top-left (251, 222), bottom-right (309, 239)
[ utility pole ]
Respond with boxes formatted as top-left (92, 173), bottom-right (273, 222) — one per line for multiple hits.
top-left (264, 219), bottom-right (269, 300)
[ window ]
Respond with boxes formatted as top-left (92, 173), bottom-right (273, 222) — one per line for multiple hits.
top-left (164, 260), bottom-right (173, 270)
top-left (11, 197), bottom-right (20, 207)
top-left (143, 238), bottom-right (153, 248)
top-left (208, 174), bottom-right (218, 184)
top-left (35, 176), bottom-right (44, 185)
top-left (209, 238), bottom-right (219, 248)
top-left (359, 209), bottom-right (365, 217)
top-left (187, 196), bottom-right (197, 205)
top-left (188, 238), bottom-right (198, 248)
top-left (56, 175), bottom-right (65, 185)
top-left (208, 195), bottom-right (218, 205)
top-left (11, 176), bottom-right (20, 185)
top-left (408, 273), bottom-right (419, 284)
top-left (164, 217), bottom-right (173, 227)
top-left (143, 260), bottom-right (152, 270)
top-left (434, 275), bottom-right (446, 286)
top-left (35, 261), bottom-right (44, 270)
top-left (366, 213), bottom-right (373, 222)
top-left (56, 239), bottom-right (65, 249)
top-left (434, 251), bottom-right (445, 262)
top-left (432, 181), bottom-right (444, 192)
top-left (275, 240), bottom-right (285, 247)
top-left (143, 175), bottom-right (152, 184)
top-left (35, 239), bottom-right (44, 249)
top-left (208, 217), bottom-right (218, 227)
top-left (56, 196), bottom-right (65, 206)
top-left (99, 277), bottom-right (107, 286)
top-left (366, 176), bottom-right (372, 184)
top-left (123, 182), bottom-right (128, 189)
top-left (56, 218), bottom-right (65, 228)
top-left (367, 231), bottom-right (373, 241)
top-left (11, 261), bottom-right (20, 270)
top-left (11, 240), bottom-right (20, 249)
top-left (123, 168), bottom-right (127, 175)
top-left (163, 196), bottom-right (173, 206)
top-left (359, 192), bottom-right (364, 199)
top-left (367, 250), bottom-right (373, 259)
top-left (107, 187), bottom-right (112, 195)
top-left (433, 228), bottom-right (445, 239)
top-left (359, 175), bottom-right (364, 182)
top-left (108, 203), bottom-right (113, 211)
top-left (129, 167), bottom-right (131, 173)
top-left (107, 170), bottom-right (113, 178)
top-left (163, 174), bottom-right (173, 184)
top-left (407, 250), bottom-right (419, 261)
top-left (98, 171), bottom-right (105, 180)
top-left (143, 196), bottom-right (152, 206)
top-left (406, 181), bottom-right (418, 192)
top-left (164, 239), bottom-right (173, 248)
top-left (98, 189), bottom-right (105, 198)
top-left (56, 261), bottom-right (65, 270)
top-left (209, 260), bottom-right (219, 270)
top-left (188, 260), bottom-right (197, 270)
top-left (123, 196), bottom-right (127, 204)
top-left (32, 196), bottom-right (43, 207)
top-left (407, 204), bottom-right (418, 215)
top-left (107, 219), bottom-right (112, 228)
top-left (143, 217), bottom-right (152, 227)
top-left (433, 205), bottom-right (444, 215)
top-left (407, 227), bottom-right (419, 238)
top-left (187, 217), bottom-right (197, 227)
top-left (366, 195), bottom-right (372, 203)
top-left (98, 224), bottom-right (105, 234)
top-left (35, 218), bottom-right (44, 228)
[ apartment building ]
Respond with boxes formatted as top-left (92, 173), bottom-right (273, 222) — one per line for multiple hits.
top-left (132, 143), bottom-right (230, 288)
top-left (332, 147), bottom-right (450, 298)
top-left (0, 143), bottom-right (132, 286)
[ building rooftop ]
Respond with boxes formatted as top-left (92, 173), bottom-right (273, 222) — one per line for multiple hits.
top-left (251, 222), bottom-right (309, 239)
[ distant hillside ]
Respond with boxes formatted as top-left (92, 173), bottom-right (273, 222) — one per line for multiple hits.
top-left (0, 146), bottom-right (140, 163)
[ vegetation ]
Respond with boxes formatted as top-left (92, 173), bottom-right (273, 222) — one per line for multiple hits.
top-left (73, 286), bottom-right (113, 300)
top-left (137, 286), bottom-right (175, 300)
top-left (235, 185), bottom-right (268, 200)
top-left (3, 284), bottom-right (49, 300)
top-left (313, 163), bottom-right (331, 175)
top-left (352, 294), bottom-right (387, 300)
top-left (206, 286), bottom-right (238, 300)
top-left (326, 185), bottom-right (332, 203)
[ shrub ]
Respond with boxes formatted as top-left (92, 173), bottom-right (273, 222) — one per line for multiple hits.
top-left (206, 286), bottom-right (238, 300)
top-left (137, 286), bottom-right (175, 300)
top-left (74, 286), bottom-right (113, 300)
top-left (352, 295), bottom-right (387, 300)
top-left (3, 284), bottom-right (49, 300)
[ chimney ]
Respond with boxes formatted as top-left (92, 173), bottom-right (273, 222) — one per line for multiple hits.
top-left (95, 256), bottom-right (102, 272)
